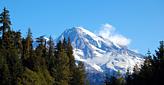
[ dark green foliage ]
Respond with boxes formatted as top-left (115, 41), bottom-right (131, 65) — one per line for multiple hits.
top-left (47, 36), bottom-right (56, 77)
top-left (7, 49), bottom-right (23, 84)
top-left (0, 7), bottom-right (86, 85)
top-left (18, 67), bottom-right (53, 85)
top-left (125, 41), bottom-right (164, 85)
top-left (73, 61), bottom-right (86, 85)
top-left (54, 40), bottom-right (70, 85)
top-left (36, 35), bottom-right (46, 47)
top-left (0, 50), bottom-right (11, 85)
top-left (0, 7), bottom-right (11, 41)
top-left (22, 28), bottom-right (33, 68)
top-left (1, 63), bottom-right (11, 85)
top-left (67, 38), bottom-right (77, 85)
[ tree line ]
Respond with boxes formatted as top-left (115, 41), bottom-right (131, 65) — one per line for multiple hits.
top-left (0, 7), bottom-right (86, 85)
top-left (104, 41), bottom-right (164, 85)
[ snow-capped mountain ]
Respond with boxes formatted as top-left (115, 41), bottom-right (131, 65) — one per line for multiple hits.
top-left (56, 27), bottom-right (144, 84)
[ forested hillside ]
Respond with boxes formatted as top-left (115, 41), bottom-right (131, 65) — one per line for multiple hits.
top-left (0, 8), bottom-right (86, 85)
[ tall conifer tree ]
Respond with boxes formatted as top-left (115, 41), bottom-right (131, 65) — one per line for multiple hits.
top-left (0, 7), bottom-right (11, 40)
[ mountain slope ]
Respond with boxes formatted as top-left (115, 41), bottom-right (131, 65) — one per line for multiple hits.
top-left (56, 27), bottom-right (144, 84)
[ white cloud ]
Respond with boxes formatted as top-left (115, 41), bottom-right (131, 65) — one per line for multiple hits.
top-left (98, 23), bottom-right (131, 46)
top-left (131, 49), bottom-right (139, 53)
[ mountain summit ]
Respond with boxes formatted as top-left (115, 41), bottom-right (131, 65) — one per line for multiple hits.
top-left (57, 27), bottom-right (144, 84)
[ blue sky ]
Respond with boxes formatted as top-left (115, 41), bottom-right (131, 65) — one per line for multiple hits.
top-left (0, 0), bottom-right (164, 54)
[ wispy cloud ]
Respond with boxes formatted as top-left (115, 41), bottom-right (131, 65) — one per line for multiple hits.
top-left (130, 49), bottom-right (139, 53)
top-left (97, 23), bottom-right (131, 46)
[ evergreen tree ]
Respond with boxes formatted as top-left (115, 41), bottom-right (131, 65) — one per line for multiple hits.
top-left (126, 41), bottom-right (164, 85)
top-left (25, 28), bottom-right (33, 55)
top-left (48, 36), bottom-right (55, 60)
top-left (14, 31), bottom-right (22, 50)
top-left (22, 28), bottom-right (33, 68)
top-left (74, 61), bottom-right (86, 85)
top-left (63, 37), bottom-right (67, 49)
top-left (47, 36), bottom-right (55, 67)
top-left (55, 41), bottom-right (70, 85)
top-left (156, 41), bottom-right (164, 61)
top-left (0, 7), bottom-right (11, 40)
top-left (47, 36), bottom-right (56, 84)
top-left (153, 41), bottom-right (164, 85)
top-left (0, 7), bottom-right (89, 85)
top-left (66, 38), bottom-right (77, 85)
top-left (36, 35), bottom-right (46, 47)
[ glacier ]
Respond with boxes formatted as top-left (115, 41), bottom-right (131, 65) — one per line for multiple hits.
top-left (56, 27), bottom-right (144, 84)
